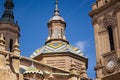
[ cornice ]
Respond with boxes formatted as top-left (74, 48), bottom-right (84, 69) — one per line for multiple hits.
top-left (89, 0), bottom-right (118, 18)
top-left (34, 52), bottom-right (88, 69)
top-left (20, 56), bottom-right (69, 73)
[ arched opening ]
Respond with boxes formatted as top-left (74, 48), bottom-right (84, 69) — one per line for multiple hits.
top-left (107, 26), bottom-right (114, 51)
top-left (50, 29), bottom-right (52, 37)
top-left (9, 39), bottom-right (13, 52)
top-left (61, 29), bottom-right (63, 38)
top-left (3, 37), bottom-right (5, 44)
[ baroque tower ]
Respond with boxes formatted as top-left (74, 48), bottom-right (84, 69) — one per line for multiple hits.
top-left (89, 0), bottom-right (120, 80)
top-left (0, 0), bottom-right (20, 52)
top-left (31, 0), bottom-right (90, 80)
top-left (0, 0), bottom-right (22, 80)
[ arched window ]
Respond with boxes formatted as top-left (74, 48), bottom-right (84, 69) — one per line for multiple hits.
top-left (50, 29), bottom-right (52, 37)
top-left (9, 39), bottom-right (13, 52)
top-left (61, 29), bottom-right (63, 38)
top-left (3, 37), bottom-right (5, 44)
top-left (107, 26), bottom-right (114, 51)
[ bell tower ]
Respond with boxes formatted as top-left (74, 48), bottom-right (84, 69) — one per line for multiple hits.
top-left (89, 0), bottom-right (120, 80)
top-left (0, 0), bottom-right (20, 52)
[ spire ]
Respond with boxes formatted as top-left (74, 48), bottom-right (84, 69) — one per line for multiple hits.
top-left (13, 39), bottom-right (19, 50)
top-left (48, 0), bottom-right (65, 22)
top-left (54, 0), bottom-right (60, 16)
top-left (12, 39), bottom-right (20, 56)
top-left (1, 0), bottom-right (14, 23)
top-left (4, 0), bottom-right (14, 10)
top-left (0, 34), bottom-right (5, 45)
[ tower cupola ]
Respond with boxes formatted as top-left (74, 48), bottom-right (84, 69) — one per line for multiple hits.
top-left (46, 0), bottom-right (68, 44)
top-left (1, 0), bottom-right (14, 23)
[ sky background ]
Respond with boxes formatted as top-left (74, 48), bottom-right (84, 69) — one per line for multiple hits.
top-left (0, 0), bottom-right (96, 79)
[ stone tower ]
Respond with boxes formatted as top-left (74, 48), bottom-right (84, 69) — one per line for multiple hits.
top-left (0, 0), bottom-right (22, 80)
top-left (0, 0), bottom-right (20, 52)
top-left (89, 0), bottom-right (120, 80)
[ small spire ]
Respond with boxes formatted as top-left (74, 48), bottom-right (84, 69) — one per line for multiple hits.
top-left (54, 0), bottom-right (60, 16)
top-left (31, 61), bottom-right (35, 68)
top-left (13, 39), bottom-right (19, 49)
top-left (0, 34), bottom-right (5, 45)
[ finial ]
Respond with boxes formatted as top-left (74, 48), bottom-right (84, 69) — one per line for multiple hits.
top-left (31, 61), bottom-right (35, 68)
top-left (13, 39), bottom-right (19, 49)
top-left (4, 0), bottom-right (14, 10)
top-left (54, 0), bottom-right (60, 16)
top-left (0, 34), bottom-right (5, 45)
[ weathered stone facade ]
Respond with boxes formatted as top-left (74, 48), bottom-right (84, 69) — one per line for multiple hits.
top-left (89, 0), bottom-right (120, 80)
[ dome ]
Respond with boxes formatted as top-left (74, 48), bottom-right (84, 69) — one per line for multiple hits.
top-left (48, 15), bottom-right (65, 22)
top-left (48, 0), bottom-right (65, 23)
top-left (31, 42), bottom-right (84, 58)
top-left (24, 64), bottom-right (43, 75)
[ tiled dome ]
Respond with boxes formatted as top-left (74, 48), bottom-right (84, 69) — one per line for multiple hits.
top-left (24, 64), bottom-right (43, 75)
top-left (31, 42), bottom-right (84, 58)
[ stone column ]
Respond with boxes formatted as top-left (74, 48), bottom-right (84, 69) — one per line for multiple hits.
top-left (93, 23), bottom-right (101, 63)
top-left (116, 9), bottom-right (120, 58)
top-left (93, 22), bottom-right (104, 79)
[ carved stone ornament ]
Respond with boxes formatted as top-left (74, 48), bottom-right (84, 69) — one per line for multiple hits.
top-left (115, 58), bottom-right (120, 72)
top-left (92, 17), bottom-right (98, 25)
top-left (103, 15), bottom-right (116, 28)
top-left (113, 6), bottom-right (120, 16)
top-left (104, 56), bottom-right (117, 73)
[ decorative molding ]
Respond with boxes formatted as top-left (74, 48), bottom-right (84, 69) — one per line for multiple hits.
top-left (92, 17), bottom-right (99, 25)
top-left (102, 51), bottom-right (118, 75)
top-left (113, 6), bottom-right (120, 16)
top-left (103, 15), bottom-right (117, 28)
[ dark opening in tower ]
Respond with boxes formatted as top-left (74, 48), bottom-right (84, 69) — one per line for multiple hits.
top-left (107, 26), bottom-right (114, 51)
top-left (9, 39), bottom-right (13, 52)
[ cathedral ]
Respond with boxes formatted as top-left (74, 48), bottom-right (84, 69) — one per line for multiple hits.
top-left (0, 0), bottom-right (120, 80)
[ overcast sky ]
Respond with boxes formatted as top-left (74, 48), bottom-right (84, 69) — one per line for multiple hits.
top-left (0, 0), bottom-right (96, 79)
